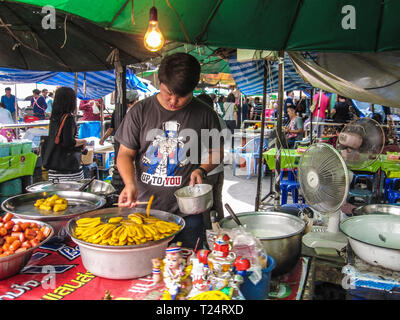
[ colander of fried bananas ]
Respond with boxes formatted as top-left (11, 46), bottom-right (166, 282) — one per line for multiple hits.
top-left (71, 212), bottom-right (182, 246)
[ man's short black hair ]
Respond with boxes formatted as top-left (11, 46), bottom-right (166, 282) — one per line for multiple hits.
top-left (158, 53), bottom-right (200, 97)
top-left (287, 104), bottom-right (296, 111)
top-left (32, 89), bottom-right (40, 95)
top-left (5, 87), bottom-right (11, 91)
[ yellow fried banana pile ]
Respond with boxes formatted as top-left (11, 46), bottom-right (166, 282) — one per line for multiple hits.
top-left (73, 212), bottom-right (181, 246)
top-left (34, 194), bottom-right (68, 212)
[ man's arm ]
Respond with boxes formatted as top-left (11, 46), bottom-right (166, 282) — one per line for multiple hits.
top-left (117, 144), bottom-right (138, 207)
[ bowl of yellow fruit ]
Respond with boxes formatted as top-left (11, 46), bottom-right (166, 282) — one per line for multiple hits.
top-left (1, 191), bottom-right (106, 240)
top-left (66, 207), bottom-right (185, 279)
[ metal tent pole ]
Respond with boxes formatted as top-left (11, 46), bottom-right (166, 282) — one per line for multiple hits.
top-left (255, 60), bottom-right (268, 211)
top-left (274, 51), bottom-right (285, 209)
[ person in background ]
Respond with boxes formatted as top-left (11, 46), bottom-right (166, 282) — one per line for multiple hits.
top-left (284, 90), bottom-right (295, 120)
top-left (1, 87), bottom-right (17, 121)
top-left (46, 87), bottom-right (87, 182)
top-left (382, 106), bottom-right (395, 126)
top-left (79, 98), bottom-right (105, 121)
top-left (99, 90), bottom-right (140, 146)
top-left (30, 89), bottom-right (47, 120)
top-left (241, 98), bottom-right (250, 124)
top-left (223, 92), bottom-right (238, 133)
top-left (45, 92), bottom-right (54, 115)
top-left (250, 97), bottom-right (263, 120)
top-left (331, 95), bottom-right (351, 124)
top-left (217, 95), bottom-right (225, 117)
top-left (196, 93), bottom-right (226, 230)
top-left (284, 105), bottom-right (304, 149)
top-left (310, 91), bottom-right (329, 137)
top-left (0, 102), bottom-right (16, 142)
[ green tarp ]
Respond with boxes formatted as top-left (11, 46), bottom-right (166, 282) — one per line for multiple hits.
top-left (9, 0), bottom-right (400, 52)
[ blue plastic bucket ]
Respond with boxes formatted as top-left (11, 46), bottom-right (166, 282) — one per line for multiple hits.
top-left (240, 255), bottom-right (276, 300)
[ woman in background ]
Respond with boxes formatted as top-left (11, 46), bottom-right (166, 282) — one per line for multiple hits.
top-left (47, 87), bottom-right (87, 182)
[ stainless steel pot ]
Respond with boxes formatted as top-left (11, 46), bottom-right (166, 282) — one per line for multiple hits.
top-left (0, 219), bottom-right (54, 280)
top-left (352, 204), bottom-right (400, 216)
top-left (66, 207), bottom-right (185, 279)
top-left (340, 214), bottom-right (400, 271)
top-left (220, 211), bottom-right (306, 276)
top-left (174, 184), bottom-right (213, 215)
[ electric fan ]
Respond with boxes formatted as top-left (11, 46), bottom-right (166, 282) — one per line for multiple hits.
top-left (299, 118), bottom-right (384, 250)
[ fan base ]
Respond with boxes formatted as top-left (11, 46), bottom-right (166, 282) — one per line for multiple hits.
top-left (302, 227), bottom-right (348, 251)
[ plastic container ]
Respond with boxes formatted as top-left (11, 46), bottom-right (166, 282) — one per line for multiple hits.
top-left (0, 178), bottom-right (22, 207)
top-left (20, 140), bottom-right (33, 154)
top-left (9, 142), bottom-right (22, 155)
top-left (0, 143), bottom-right (10, 157)
top-left (240, 255), bottom-right (276, 300)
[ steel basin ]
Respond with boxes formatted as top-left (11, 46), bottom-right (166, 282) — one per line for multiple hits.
top-left (2, 191), bottom-right (106, 240)
top-left (66, 207), bottom-right (185, 279)
top-left (174, 184), bottom-right (213, 215)
top-left (352, 204), bottom-right (400, 216)
top-left (0, 219), bottom-right (54, 280)
top-left (220, 211), bottom-right (306, 276)
top-left (340, 214), bottom-right (400, 271)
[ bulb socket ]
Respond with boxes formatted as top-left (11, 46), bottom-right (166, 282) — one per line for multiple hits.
top-left (149, 6), bottom-right (158, 21)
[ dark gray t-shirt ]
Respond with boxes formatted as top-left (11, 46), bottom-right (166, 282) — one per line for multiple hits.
top-left (114, 95), bottom-right (221, 216)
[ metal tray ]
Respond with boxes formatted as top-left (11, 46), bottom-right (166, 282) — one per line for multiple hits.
top-left (25, 181), bottom-right (84, 193)
top-left (1, 191), bottom-right (107, 221)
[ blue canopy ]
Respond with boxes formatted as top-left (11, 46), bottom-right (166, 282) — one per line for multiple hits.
top-left (0, 67), bottom-right (149, 100)
top-left (228, 54), bottom-right (313, 96)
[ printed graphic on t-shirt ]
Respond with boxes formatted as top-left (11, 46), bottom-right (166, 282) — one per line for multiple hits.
top-left (141, 121), bottom-right (188, 187)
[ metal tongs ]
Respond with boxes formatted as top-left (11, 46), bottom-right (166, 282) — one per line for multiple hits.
top-left (78, 176), bottom-right (96, 192)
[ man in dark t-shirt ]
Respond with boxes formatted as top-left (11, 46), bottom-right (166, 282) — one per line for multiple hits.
top-left (114, 53), bottom-right (222, 249)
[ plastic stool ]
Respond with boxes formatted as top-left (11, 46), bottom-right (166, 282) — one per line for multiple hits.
top-left (385, 178), bottom-right (400, 202)
top-left (348, 189), bottom-right (374, 204)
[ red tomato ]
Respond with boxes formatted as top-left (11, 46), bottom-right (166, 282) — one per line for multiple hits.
top-left (30, 239), bottom-right (40, 247)
top-left (15, 247), bottom-right (27, 254)
top-left (0, 227), bottom-right (7, 237)
top-left (9, 240), bottom-right (21, 251)
top-left (5, 236), bottom-right (18, 244)
top-left (12, 224), bottom-right (21, 232)
top-left (21, 241), bottom-right (31, 248)
top-left (11, 232), bottom-right (25, 242)
top-left (24, 229), bottom-right (37, 240)
top-left (20, 223), bottom-right (30, 231)
top-left (41, 226), bottom-right (52, 238)
top-left (2, 213), bottom-right (13, 223)
top-left (4, 221), bottom-right (15, 230)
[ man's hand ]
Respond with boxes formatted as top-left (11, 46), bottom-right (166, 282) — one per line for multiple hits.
top-left (189, 169), bottom-right (204, 187)
top-left (99, 138), bottom-right (105, 145)
top-left (118, 184), bottom-right (138, 208)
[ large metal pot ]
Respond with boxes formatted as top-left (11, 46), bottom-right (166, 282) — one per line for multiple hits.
top-left (220, 211), bottom-right (306, 276)
top-left (66, 207), bottom-right (185, 279)
top-left (340, 214), bottom-right (400, 271)
top-left (174, 184), bottom-right (213, 215)
top-left (352, 204), bottom-right (400, 216)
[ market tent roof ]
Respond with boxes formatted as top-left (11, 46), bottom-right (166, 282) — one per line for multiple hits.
top-left (0, 1), bottom-right (157, 71)
top-left (289, 52), bottom-right (400, 108)
top-left (0, 67), bottom-right (149, 99)
top-left (9, 0), bottom-right (400, 53)
top-left (228, 54), bottom-right (313, 96)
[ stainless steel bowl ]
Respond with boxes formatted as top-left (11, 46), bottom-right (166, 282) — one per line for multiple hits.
top-left (174, 184), bottom-right (213, 215)
top-left (0, 219), bottom-right (54, 280)
top-left (220, 211), bottom-right (306, 276)
top-left (66, 207), bottom-right (185, 279)
top-left (340, 214), bottom-right (400, 271)
top-left (77, 179), bottom-right (116, 196)
top-left (352, 204), bottom-right (400, 216)
top-left (1, 191), bottom-right (106, 240)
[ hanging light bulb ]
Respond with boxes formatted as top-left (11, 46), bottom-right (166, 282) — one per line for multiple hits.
top-left (144, 6), bottom-right (165, 52)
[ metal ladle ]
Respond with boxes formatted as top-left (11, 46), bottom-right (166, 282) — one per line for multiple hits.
top-left (224, 203), bottom-right (242, 226)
